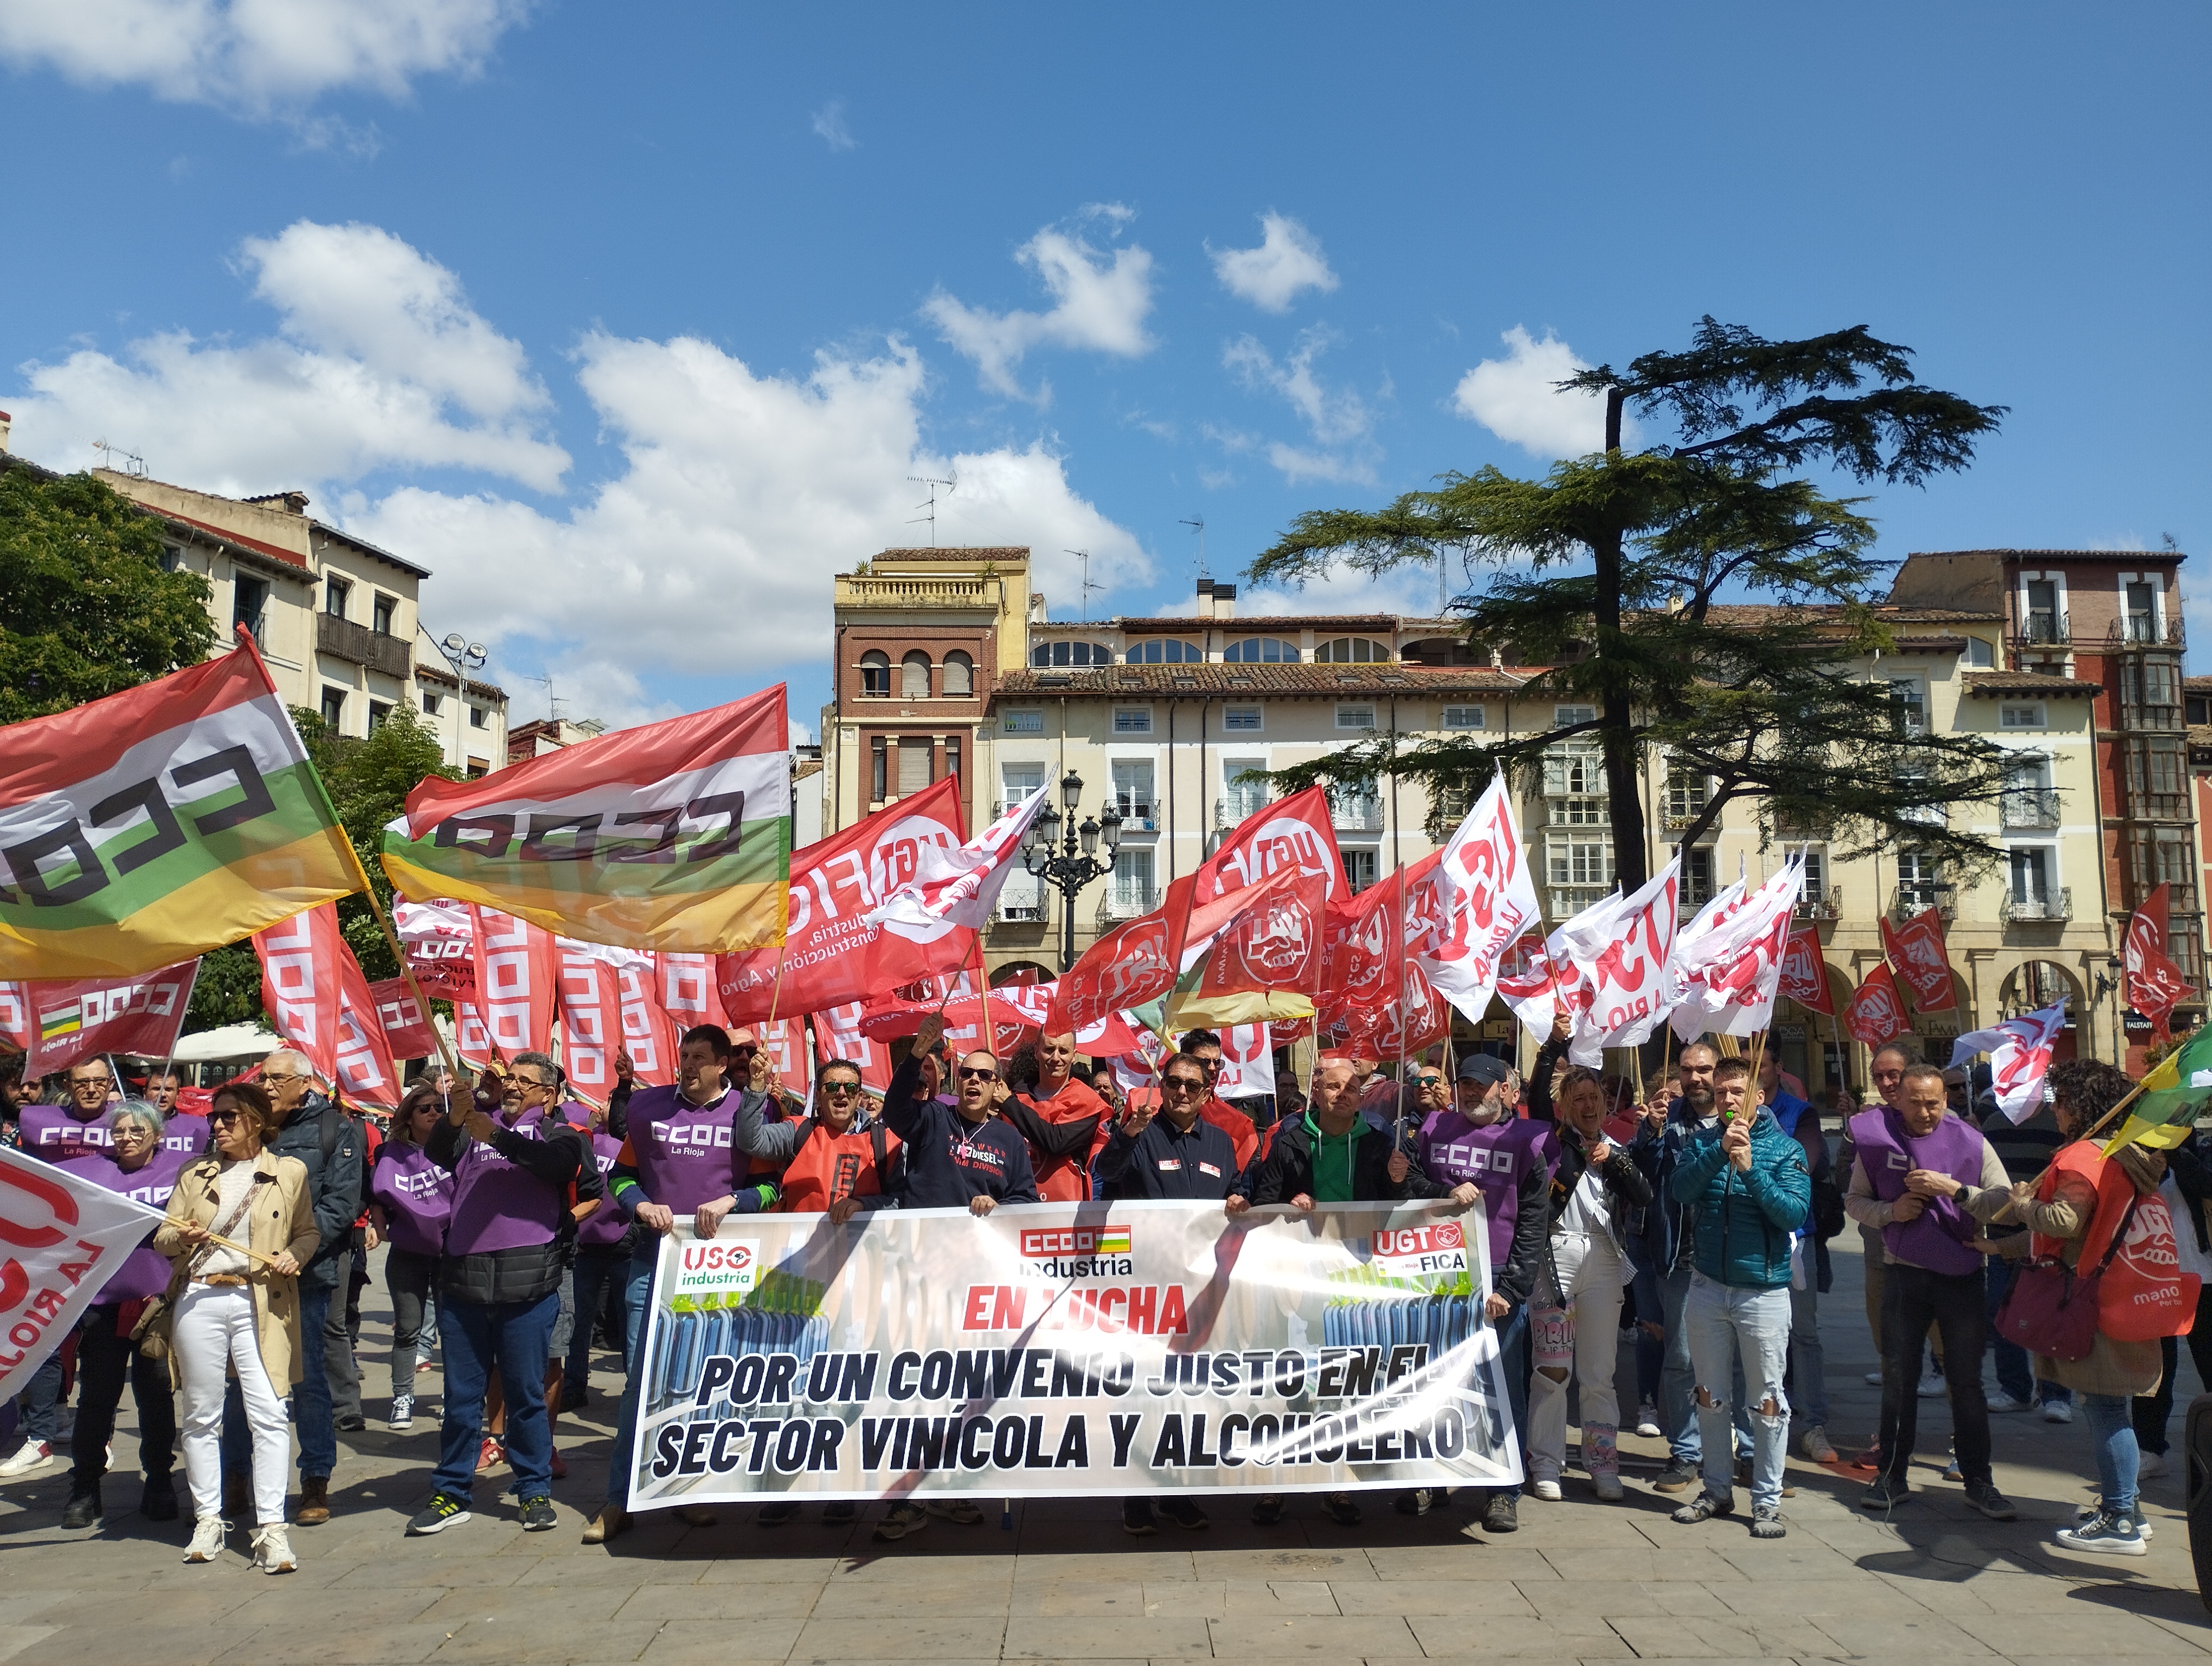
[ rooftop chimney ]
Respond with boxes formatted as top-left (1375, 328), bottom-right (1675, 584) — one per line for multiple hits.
top-left (1197, 577), bottom-right (1216, 620)
top-left (1212, 582), bottom-right (1236, 620)
top-left (0, 409), bottom-right (11, 454)
top-left (245, 490), bottom-right (311, 515)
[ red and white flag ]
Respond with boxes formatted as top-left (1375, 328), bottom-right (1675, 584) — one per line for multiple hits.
top-left (757, 1017), bottom-right (813, 1100)
top-left (470, 906), bottom-right (558, 1059)
top-left (2125, 884), bottom-right (2194, 1040)
top-left (23, 960), bottom-right (198, 1077)
top-left (865, 785), bottom-right (1049, 939)
top-left (0, 984), bottom-right (28, 1053)
top-left (1049, 875), bottom-right (1300, 1034)
top-left (253, 905), bottom-right (401, 1106)
top-left (1419, 779), bottom-right (1543, 1025)
top-left (614, 957), bottom-right (679, 1088)
top-left (393, 899), bottom-right (477, 1002)
top-left (555, 942), bottom-right (641, 1107)
top-left (1881, 906), bottom-right (1957, 1013)
top-left (1779, 926), bottom-right (1835, 1016)
top-left (660, 952), bottom-right (728, 1034)
top-left (1844, 964), bottom-right (1912, 1047)
top-left (1665, 856), bottom-right (1801, 1041)
top-left (331, 938), bottom-right (403, 1110)
top-left (0, 1149), bottom-right (169, 1401)
top-left (1554, 858), bottom-right (1681, 1055)
top-left (367, 977), bottom-right (439, 1061)
top-left (1951, 1001), bottom-right (2068, 1125)
top-left (1498, 932), bottom-right (1595, 1059)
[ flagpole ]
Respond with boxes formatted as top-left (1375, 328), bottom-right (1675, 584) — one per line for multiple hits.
top-left (162, 960), bottom-right (203, 1094)
top-left (1393, 861), bottom-right (1411, 1150)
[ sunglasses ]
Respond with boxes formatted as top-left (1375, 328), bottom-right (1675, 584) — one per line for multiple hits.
top-left (209, 1110), bottom-right (248, 1127)
top-left (821, 1081), bottom-right (862, 1097)
top-left (1164, 1077), bottom-right (1206, 1094)
top-left (957, 1066), bottom-right (998, 1082)
top-left (730, 1045), bottom-right (760, 1060)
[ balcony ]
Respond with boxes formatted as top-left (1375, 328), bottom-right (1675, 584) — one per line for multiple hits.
top-left (1549, 886), bottom-right (1612, 919)
top-left (1793, 886), bottom-right (1843, 922)
top-left (1096, 887), bottom-right (1162, 922)
top-left (2013, 612), bottom-right (2069, 645)
top-left (835, 574), bottom-right (996, 610)
top-left (1215, 796), bottom-right (1270, 830)
top-left (1330, 795), bottom-right (1385, 833)
top-left (2108, 616), bottom-right (2186, 651)
top-left (1999, 788), bottom-right (2062, 830)
top-left (2001, 888), bottom-right (2072, 925)
top-left (2118, 702), bottom-right (2183, 733)
top-left (318, 612), bottom-right (411, 678)
top-left (1547, 797), bottom-right (1610, 828)
top-left (1889, 883), bottom-right (1957, 922)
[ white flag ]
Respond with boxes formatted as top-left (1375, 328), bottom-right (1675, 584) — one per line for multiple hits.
top-left (1666, 856), bottom-right (1803, 1042)
top-left (1416, 778), bottom-right (1544, 1025)
top-left (1555, 857), bottom-right (1682, 1054)
top-left (0, 1149), bottom-right (169, 1401)
top-left (1951, 1001), bottom-right (2069, 1125)
top-left (865, 786), bottom-right (1051, 940)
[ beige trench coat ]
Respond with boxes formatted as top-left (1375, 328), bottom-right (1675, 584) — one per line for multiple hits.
top-left (154, 1151), bottom-right (321, 1391)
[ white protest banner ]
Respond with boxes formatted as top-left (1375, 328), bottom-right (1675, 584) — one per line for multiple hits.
top-left (623, 1199), bottom-right (1516, 1508)
top-left (0, 1148), bottom-right (168, 1400)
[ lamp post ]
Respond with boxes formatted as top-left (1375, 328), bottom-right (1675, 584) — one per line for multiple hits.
top-left (419, 626), bottom-right (485, 772)
top-left (1021, 771), bottom-right (1123, 972)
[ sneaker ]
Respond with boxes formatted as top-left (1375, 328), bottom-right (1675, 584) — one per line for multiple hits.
top-left (1964, 1482), bottom-right (2017, 1521)
top-left (1863, 1369), bottom-right (1883, 1386)
top-left (758, 1501), bottom-right (800, 1527)
top-left (1532, 1477), bottom-right (1562, 1502)
top-left (1917, 1370), bottom-right (1947, 1399)
top-left (389, 1393), bottom-right (414, 1431)
top-left (1396, 1487), bottom-right (1438, 1516)
top-left (2042, 1399), bottom-right (2074, 1424)
top-left (1122, 1498), bottom-right (1159, 1535)
top-left (1652, 1458), bottom-right (1701, 1493)
top-left (1592, 1472), bottom-right (1625, 1502)
top-left (333, 1412), bottom-right (366, 1432)
top-left (0, 1440), bottom-right (54, 1478)
top-left (1635, 1403), bottom-right (1663, 1439)
top-left (1323, 1492), bottom-right (1362, 1526)
top-left (2053, 1508), bottom-right (2148, 1558)
top-left (416, 1359), bottom-right (435, 1374)
top-left (519, 1495), bottom-right (557, 1533)
top-left (474, 1437), bottom-right (505, 1474)
top-left (1941, 1457), bottom-right (1963, 1483)
top-left (1481, 1489), bottom-right (1519, 1534)
top-left (1985, 1391), bottom-right (2028, 1413)
top-left (1160, 1497), bottom-right (1210, 1530)
top-left (406, 1492), bottom-right (472, 1536)
top-left (2137, 1450), bottom-right (2171, 1480)
top-left (183, 1516), bottom-right (226, 1562)
top-left (1671, 1490), bottom-right (1733, 1524)
top-left (1860, 1474), bottom-right (1909, 1513)
top-left (873, 1501), bottom-right (929, 1542)
top-left (925, 1500), bottom-right (983, 1526)
top-left (2075, 1500), bottom-right (2153, 1541)
top-left (676, 1505), bottom-right (718, 1527)
top-left (1749, 1504), bottom-right (1786, 1539)
top-left (822, 1500), bottom-right (857, 1525)
top-left (250, 1523), bottom-right (297, 1574)
top-left (1250, 1495), bottom-right (1287, 1526)
top-left (1798, 1426), bottom-right (1838, 1464)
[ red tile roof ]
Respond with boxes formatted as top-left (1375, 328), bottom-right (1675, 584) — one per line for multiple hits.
top-left (1960, 671), bottom-right (2102, 697)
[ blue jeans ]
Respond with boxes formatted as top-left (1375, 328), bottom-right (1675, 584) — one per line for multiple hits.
top-left (1788, 1281), bottom-right (1828, 1428)
top-left (434, 1291), bottom-right (559, 1506)
top-left (1685, 1273), bottom-right (1791, 1511)
top-left (221, 1283), bottom-right (336, 1481)
top-left (602, 1252), bottom-right (659, 1507)
top-left (2084, 1392), bottom-right (2140, 1516)
top-left (15, 1349), bottom-right (64, 1446)
top-left (569, 1246), bottom-right (633, 1385)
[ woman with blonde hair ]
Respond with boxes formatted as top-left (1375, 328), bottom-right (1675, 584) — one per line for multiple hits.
top-left (156, 1081), bottom-right (319, 1573)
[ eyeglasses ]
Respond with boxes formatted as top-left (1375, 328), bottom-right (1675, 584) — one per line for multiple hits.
top-left (261, 1073), bottom-right (304, 1086)
top-left (72, 1077), bottom-right (112, 1091)
top-left (957, 1067), bottom-right (998, 1082)
top-left (1163, 1077), bottom-right (1206, 1094)
top-left (821, 1081), bottom-right (861, 1098)
top-left (514, 1076), bottom-right (554, 1091)
top-left (209, 1110), bottom-right (248, 1127)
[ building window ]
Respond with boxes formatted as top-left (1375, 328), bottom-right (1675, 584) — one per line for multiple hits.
top-left (1110, 847), bottom-right (1157, 915)
top-left (1341, 848), bottom-right (1379, 893)
top-left (871, 736), bottom-right (888, 802)
top-left (1664, 765), bottom-right (1711, 829)
top-left (942, 651), bottom-right (974, 697)
top-left (1542, 732), bottom-right (1604, 797)
top-left (1896, 848), bottom-right (1945, 911)
top-left (367, 700), bottom-right (391, 734)
top-left (1682, 847), bottom-right (1716, 911)
top-left (945, 736), bottom-right (962, 785)
top-left (1113, 707), bottom-right (1153, 734)
top-left (2022, 578), bottom-right (2065, 643)
top-left (1222, 706), bottom-right (1262, 732)
top-left (1002, 709), bottom-right (1044, 735)
top-left (1442, 705), bottom-right (1485, 731)
top-left (1126, 638), bottom-right (1201, 664)
top-left (859, 651), bottom-right (891, 697)
top-left (1336, 704), bottom-right (1377, 731)
top-left (898, 738), bottom-right (931, 796)
top-left (1001, 762), bottom-right (1045, 815)
top-left (1111, 761), bottom-right (1156, 824)
top-left (900, 651), bottom-right (932, 699)
top-left (1798, 849), bottom-right (1828, 906)
top-left (161, 543), bottom-right (184, 572)
top-left (1224, 637), bottom-right (1298, 664)
top-left (1030, 640), bottom-right (1114, 668)
top-left (233, 575), bottom-right (269, 644)
top-left (324, 576), bottom-right (350, 617)
top-left (422, 691), bottom-right (443, 716)
top-left (2124, 578), bottom-right (2162, 642)
top-left (1315, 637), bottom-right (1389, 663)
top-left (1546, 832), bottom-right (1613, 893)
top-left (1999, 703), bottom-right (2047, 729)
top-left (1223, 758), bottom-right (1269, 824)
top-left (1965, 636), bottom-right (1995, 668)
top-left (320, 687), bottom-right (346, 730)
top-left (2009, 845), bottom-right (2057, 906)
top-left (469, 706), bottom-right (487, 729)
top-left (372, 594), bottom-right (396, 636)
top-left (1888, 677), bottom-right (1927, 735)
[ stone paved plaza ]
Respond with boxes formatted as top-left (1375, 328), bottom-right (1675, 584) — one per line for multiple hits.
top-left (2, 1235), bottom-right (2208, 1665)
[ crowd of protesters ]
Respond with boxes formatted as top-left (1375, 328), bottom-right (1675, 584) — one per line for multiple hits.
top-left (0, 1008), bottom-right (2200, 1568)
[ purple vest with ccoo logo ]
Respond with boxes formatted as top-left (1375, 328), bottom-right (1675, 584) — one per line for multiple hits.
top-left (577, 1131), bottom-right (629, 1248)
top-left (443, 1108), bottom-right (563, 1257)
top-left (1847, 1105), bottom-right (1986, 1277)
top-left (371, 1141), bottom-right (457, 1258)
top-left (60, 1146), bottom-right (194, 1302)
top-left (1414, 1109), bottom-right (1559, 1273)
top-left (621, 1084), bottom-right (751, 1217)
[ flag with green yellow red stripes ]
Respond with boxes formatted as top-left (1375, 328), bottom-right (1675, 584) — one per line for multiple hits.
top-left (2106, 1023), bottom-right (2212, 1155)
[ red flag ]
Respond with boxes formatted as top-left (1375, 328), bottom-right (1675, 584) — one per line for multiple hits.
top-left (254, 905), bottom-right (398, 1106)
top-left (0, 983), bottom-right (29, 1053)
top-left (1050, 875), bottom-right (1284, 1033)
top-left (719, 779), bottom-right (966, 1024)
top-left (368, 977), bottom-right (438, 1061)
top-left (469, 906), bottom-right (558, 1058)
top-left (1880, 907), bottom-right (1956, 1012)
top-left (616, 957), bottom-right (679, 1088)
top-left (1193, 784), bottom-right (1343, 911)
top-left (556, 945), bottom-right (631, 1107)
top-left (1779, 926), bottom-right (1835, 1016)
top-left (1317, 857), bottom-right (1451, 1060)
top-left (1844, 964), bottom-right (1912, 1047)
top-left (332, 945), bottom-right (403, 1110)
top-left (757, 1017), bottom-right (813, 1099)
top-left (23, 960), bottom-right (198, 1077)
top-left (814, 1001), bottom-right (894, 1094)
top-left (2125, 883), bottom-right (2193, 1040)
top-left (660, 951), bottom-right (729, 1033)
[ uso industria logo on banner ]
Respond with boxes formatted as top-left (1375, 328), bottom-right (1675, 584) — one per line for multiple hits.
top-left (625, 1200), bottom-right (1522, 1507)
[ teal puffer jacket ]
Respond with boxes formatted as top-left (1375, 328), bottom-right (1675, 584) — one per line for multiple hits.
top-left (1665, 1107), bottom-right (1810, 1292)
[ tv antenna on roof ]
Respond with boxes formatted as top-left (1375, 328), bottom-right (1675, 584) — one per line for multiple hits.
top-left (529, 670), bottom-right (563, 723)
top-left (92, 439), bottom-right (147, 478)
top-left (907, 473), bottom-right (956, 546)
top-left (1180, 515), bottom-right (1207, 579)
top-left (1068, 549), bottom-right (1104, 621)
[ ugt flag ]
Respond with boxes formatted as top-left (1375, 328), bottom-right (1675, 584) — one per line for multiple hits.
top-left (865, 784), bottom-right (1048, 940)
top-left (0, 1148), bottom-right (169, 1401)
top-left (1950, 1001), bottom-right (2067, 1126)
top-left (382, 687), bottom-right (792, 952)
top-left (0, 632), bottom-right (361, 979)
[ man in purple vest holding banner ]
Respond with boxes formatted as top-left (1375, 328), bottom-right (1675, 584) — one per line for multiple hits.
top-left (1845, 1060), bottom-right (2020, 1518)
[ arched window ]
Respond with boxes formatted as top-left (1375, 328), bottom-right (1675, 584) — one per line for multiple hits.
top-left (1399, 637), bottom-right (1478, 667)
top-left (1315, 637), bottom-right (1390, 663)
top-left (1030, 640), bottom-right (1114, 668)
top-left (942, 650), bottom-right (974, 697)
top-left (1126, 638), bottom-right (1202, 664)
top-left (859, 651), bottom-right (891, 696)
top-left (1223, 637), bottom-right (1298, 664)
top-left (900, 651), bottom-right (932, 699)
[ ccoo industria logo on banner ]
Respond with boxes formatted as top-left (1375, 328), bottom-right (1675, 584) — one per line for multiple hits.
top-left (626, 1199), bottom-right (1519, 1506)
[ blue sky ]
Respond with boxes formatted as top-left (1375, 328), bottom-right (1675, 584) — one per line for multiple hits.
top-left (4, 2), bottom-right (2207, 732)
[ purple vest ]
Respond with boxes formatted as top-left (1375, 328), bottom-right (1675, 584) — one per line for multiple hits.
top-left (443, 1108), bottom-right (563, 1257)
top-left (1848, 1106), bottom-right (1985, 1277)
top-left (1416, 1110), bottom-right (1559, 1272)
top-left (576, 1132), bottom-right (629, 1248)
top-left (371, 1142), bottom-right (457, 1259)
top-left (620, 1084), bottom-right (752, 1215)
top-left (59, 1146), bottom-right (192, 1303)
top-left (18, 1103), bottom-right (205, 1161)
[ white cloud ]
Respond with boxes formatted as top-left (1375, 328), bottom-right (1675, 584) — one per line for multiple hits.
top-left (0, 0), bottom-right (531, 118)
top-left (1221, 329), bottom-right (1378, 485)
top-left (811, 98), bottom-right (854, 152)
top-left (1452, 325), bottom-right (1625, 459)
top-left (1208, 213), bottom-right (1339, 313)
top-left (10, 220), bottom-right (568, 491)
top-left (923, 209), bottom-right (1156, 402)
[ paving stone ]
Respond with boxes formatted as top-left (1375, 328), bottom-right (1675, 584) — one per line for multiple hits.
top-left (1810, 1612), bottom-right (2001, 1656)
top-left (1003, 1617), bottom-right (1211, 1658)
top-left (793, 1614), bottom-right (1011, 1658)
top-left (430, 1616), bottom-right (666, 1662)
top-left (617, 1580), bottom-right (826, 1620)
top-left (1405, 1615), bottom-right (1634, 1656)
top-left (1514, 1580), bottom-right (1734, 1620)
top-left (1333, 1580), bottom-right (1541, 1617)
top-left (0, 1630), bottom-right (61, 1665)
top-left (1366, 1545), bottom-right (1561, 1581)
top-left (1205, 1614), bottom-right (1425, 1655)
top-left (1605, 1615), bottom-right (1834, 1657)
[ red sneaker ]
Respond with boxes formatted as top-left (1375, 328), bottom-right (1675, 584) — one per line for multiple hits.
top-left (475, 1437), bottom-right (505, 1474)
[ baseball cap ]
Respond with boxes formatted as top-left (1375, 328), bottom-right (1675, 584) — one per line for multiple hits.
top-left (1456, 1055), bottom-right (1513, 1086)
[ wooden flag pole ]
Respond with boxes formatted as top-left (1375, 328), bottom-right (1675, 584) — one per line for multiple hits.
top-left (159, 1220), bottom-right (286, 1272)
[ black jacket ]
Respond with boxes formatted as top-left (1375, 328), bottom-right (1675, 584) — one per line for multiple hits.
top-left (266, 1092), bottom-right (366, 1292)
top-left (1096, 1113), bottom-right (1247, 1201)
top-left (2166, 1130), bottom-right (2212, 1257)
top-left (426, 1110), bottom-right (599, 1305)
top-left (1251, 1114), bottom-right (1420, 1207)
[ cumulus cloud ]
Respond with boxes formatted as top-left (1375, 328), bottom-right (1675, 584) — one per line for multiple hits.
top-left (811, 98), bottom-right (854, 152)
top-left (1221, 329), bottom-right (1378, 485)
top-left (1451, 325), bottom-right (1628, 459)
top-left (923, 209), bottom-right (1156, 402)
top-left (1208, 213), bottom-right (1339, 313)
top-left (10, 220), bottom-right (567, 491)
top-left (0, 0), bottom-right (530, 120)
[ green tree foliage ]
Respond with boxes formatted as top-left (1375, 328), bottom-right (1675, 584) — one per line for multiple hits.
top-left (1249, 320), bottom-right (2011, 891)
top-left (0, 467), bottom-right (219, 724)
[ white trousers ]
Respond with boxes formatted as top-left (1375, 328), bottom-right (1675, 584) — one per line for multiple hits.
top-left (1528, 1230), bottom-right (1628, 1477)
top-left (175, 1283), bottom-right (290, 1527)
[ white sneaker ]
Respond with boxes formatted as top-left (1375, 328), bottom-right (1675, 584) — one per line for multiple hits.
top-left (0, 1440), bottom-right (54, 1478)
top-left (1863, 1370), bottom-right (1884, 1386)
top-left (1635, 1404), bottom-right (1663, 1439)
top-left (1917, 1371), bottom-right (1947, 1399)
top-left (251, 1523), bottom-right (297, 1574)
top-left (184, 1517), bottom-right (227, 1562)
top-left (1798, 1425), bottom-right (1838, 1464)
top-left (1532, 1477), bottom-right (1563, 1502)
top-left (2137, 1450), bottom-right (2171, 1480)
top-left (2043, 1400), bottom-right (2075, 1424)
top-left (1986, 1391), bottom-right (2028, 1413)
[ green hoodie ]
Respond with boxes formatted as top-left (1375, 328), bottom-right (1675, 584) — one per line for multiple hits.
top-left (1302, 1110), bottom-right (1360, 1203)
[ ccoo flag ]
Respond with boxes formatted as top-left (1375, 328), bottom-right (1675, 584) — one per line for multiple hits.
top-left (0, 631), bottom-right (361, 979)
top-left (382, 687), bottom-right (792, 952)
